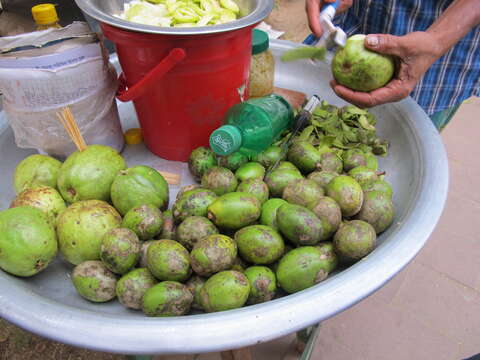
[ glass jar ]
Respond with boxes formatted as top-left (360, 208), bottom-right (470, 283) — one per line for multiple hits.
top-left (248, 29), bottom-right (275, 98)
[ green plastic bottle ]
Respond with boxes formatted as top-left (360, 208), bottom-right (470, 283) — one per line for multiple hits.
top-left (209, 94), bottom-right (293, 157)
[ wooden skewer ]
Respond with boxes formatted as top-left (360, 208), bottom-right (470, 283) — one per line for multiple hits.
top-left (57, 106), bottom-right (181, 185)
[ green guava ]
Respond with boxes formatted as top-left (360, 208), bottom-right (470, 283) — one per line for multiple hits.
top-left (13, 154), bottom-right (62, 194)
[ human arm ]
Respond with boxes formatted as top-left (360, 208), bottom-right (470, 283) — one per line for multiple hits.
top-left (331, 0), bottom-right (480, 108)
top-left (306, 0), bottom-right (353, 38)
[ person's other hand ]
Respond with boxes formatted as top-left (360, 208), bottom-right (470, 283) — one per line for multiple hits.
top-left (331, 32), bottom-right (443, 108)
top-left (306, 0), bottom-right (353, 38)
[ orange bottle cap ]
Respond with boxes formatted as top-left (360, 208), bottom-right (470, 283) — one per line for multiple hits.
top-left (124, 128), bottom-right (143, 145)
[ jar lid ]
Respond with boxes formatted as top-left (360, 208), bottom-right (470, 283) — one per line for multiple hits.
top-left (31, 4), bottom-right (59, 25)
top-left (209, 125), bottom-right (242, 156)
top-left (252, 29), bottom-right (269, 55)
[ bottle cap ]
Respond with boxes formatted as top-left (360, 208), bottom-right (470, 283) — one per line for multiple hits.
top-left (209, 125), bottom-right (242, 156)
top-left (252, 29), bottom-right (269, 55)
top-left (124, 128), bottom-right (143, 145)
top-left (32, 4), bottom-right (59, 25)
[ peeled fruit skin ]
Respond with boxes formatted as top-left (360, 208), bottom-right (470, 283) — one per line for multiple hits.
top-left (201, 166), bottom-right (238, 196)
top-left (159, 210), bottom-right (176, 240)
top-left (332, 34), bottom-right (395, 92)
top-left (100, 228), bottom-right (141, 275)
top-left (146, 240), bottom-right (191, 282)
top-left (355, 191), bottom-right (395, 234)
top-left (276, 246), bottom-right (330, 294)
top-left (316, 242), bottom-right (338, 273)
top-left (244, 266), bottom-right (277, 304)
top-left (236, 178), bottom-right (269, 204)
top-left (10, 186), bottom-right (66, 228)
top-left (319, 152), bottom-right (343, 173)
top-left (172, 189), bottom-right (218, 223)
top-left (176, 216), bottom-right (219, 250)
top-left (309, 196), bottom-right (342, 238)
top-left (111, 165), bottom-right (169, 216)
top-left (282, 179), bottom-right (324, 209)
top-left (57, 200), bottom-right (122, 265)
top-left (116, 268), bottom-right (157, 310)
top-left (276, 204), bottom-right (327, 246)
top-left (0, 206), bottom-right (57, 277)
top-left (72, 261), bottom-right (117, 303)
top-left (188, 146), bottom-right (217, 181)
top-left (142, 281), bottom-right (193, 317)
top-left (307, 171), bottom-right (338, 191)
top-left (264, 168), bottom-right (304, 198)
top-left (362, 179), bottom-right (394, 199)
top-left (14, 154), bottom-right (62, 194)
top-left (333, 220), bottom-right (376, 262)
top-left (287, 141), bottom-right (321, 173)
top-left (257, 146), bottom-right (285, 168)
top-left (217, 152), bottom-right (248, 172)
top-left (57, 145), bottom-right (126, 203)
top-left (199, 270), bottom-right (250, 312)
top-left (190, 234), bottom-right (237, 277)
top-left (260, 198), bottom-right (288, 230)
top-left (235, 162), bottom-right (266, 182)
top-left (342, 149), bottom-right (367, 172)
top-left (234, 225), bottom-right (285, 265)
top-left (121, 204), bottom-right (164, 241)
top-left (207, 192), bottom-right (261, 230)
top-left (185, 275), bottom-right (206, 310)
top-left (326, 175), bottom-right (364, 217)
top-left (348, 166), bottom-right (378, 186)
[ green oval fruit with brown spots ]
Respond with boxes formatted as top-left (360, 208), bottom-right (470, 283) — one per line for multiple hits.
top-left (333, 220), bottom-right (376, 262)
top-left (14, 154), bottom-right (62, 194)
top-left (342, 149), bottom-right (367, 172)
top-left (235, 162), bottom-right (266, 182)
top-left (57, 200), bottom-right (122, 265)
top-left (58, 144), bottom-right (126, 203)
top-left (116, 268), bottom-right (158, 310)
top-left (276, 204), bottom-right (328, 245)
top-left (276, 246), bottom-right (330, 294)
top-left (244, 266), bottom-right (277, 304)
top-left (199, 270), bottom-right (250, 312)
top-left (316, 241), bottom-right (338, 273)
top-left (264, 168), bottom-right (304, 198)
top-left (111, 165), bottom-right (169, 215)
top-left (237, 178), bottom-right (269, 204)
top-left (348, 166), bottom-right (378, 186)
top-left (142, 281), bottom-right (193, 316)
top-left (307, 171), bottom-right (339, 191)
top-left (276, 161), bottom-right (300, 172)
top-left (365, 152), bottom-right (379, 171)
top-left (355, 191), bottom-right (394, 234)
top-left (172, 188), bottom-right (218, 223)
top-left (190, 234), bottom-right (237, 277)
top-left (326, 175), bottom-right (364, 217)
top-left (361, 179), bottom-right (393, 199)
top-left (176, 184), bottom-right (201, 200)
top-left (234, 225), bottom-right (285, 265)
top-left (0, 206), bottom-right (57, 277)
top-left (282, 179), bottom-right (324, 208)
top-left (122, 204), bottom-right (164, 241)
top-left (217, 152), bottom-right (249, 171)
top-left (201, 166), bottom-right (238, 196)
top-left (287, 141), bottom-right (321, 174)
top-left (309, 196), bottom-right (342, 238)
top-left (159, 209), bottom-right (176, 240)
top-left (10, 186), bottom-right (66, 228)
top-left (138, 240), bottom-right (155, 268)
top-left (176, 216), bottom-right (219, 250)
top-left (207, 192), bottom-right (261, 230)
top-left (100, 228), bottom-right (141, 274)
top-left (188, 146), bottom-right (217, 181)
top-left (319, 152), bottom-right (343, 173)
top-left (185, 275), bottom-right (206, 310)
top-left (72, 260), bottom-right (117, 302)
top-left (146, 240), bottom-right (191, 281)
top-left (257, 146), bottom-right (285, 168)
top-left (260, 198), bottom-right (288, 230)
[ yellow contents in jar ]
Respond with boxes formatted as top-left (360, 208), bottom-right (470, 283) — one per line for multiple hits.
top-left (249, 29), bottom-right (275, 98)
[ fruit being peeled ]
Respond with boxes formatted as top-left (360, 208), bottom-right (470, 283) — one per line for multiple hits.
top-left (0, 206), bottom-right (57, 277)
top-left (57, 145), bottom-right (126, 203)
top-left (57, 200), bottom-right (122, 265)
top-left (10, 186), bottom-right (66, 228)
top-left (13, 154), bottom-right (62, 193)
top-left (111, 165), bottom-right (169, 215)
top-left (332, 34), bottom-right (395, 92)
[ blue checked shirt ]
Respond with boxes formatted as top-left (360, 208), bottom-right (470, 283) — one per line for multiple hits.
top-left (333, 0), bottom-right (480, 115)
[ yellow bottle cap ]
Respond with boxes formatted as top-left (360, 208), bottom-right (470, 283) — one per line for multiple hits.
top-left (31, 4), bottom-right (59, 25)
top-left (124, 128), bottom-right (143, 145)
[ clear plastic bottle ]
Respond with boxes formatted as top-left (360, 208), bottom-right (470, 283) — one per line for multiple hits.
top-left (249, 29), bottom-right (275, 98)
top-left (31, 4), bottom-right (62, 31)
top-left (209, 94), bottom-right (293, 157)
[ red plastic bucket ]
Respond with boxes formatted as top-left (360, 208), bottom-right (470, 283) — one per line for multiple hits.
top-left (101, 23), bottom-right (254, 162)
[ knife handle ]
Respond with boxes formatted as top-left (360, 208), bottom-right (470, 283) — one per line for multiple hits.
top-left (303, 0), bottom-right (342, 45)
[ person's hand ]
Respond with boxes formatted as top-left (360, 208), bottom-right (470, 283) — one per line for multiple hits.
top-left (331, 31), bottom-right (443, 108)
top-left (306, 0), bottom-right (353, 38)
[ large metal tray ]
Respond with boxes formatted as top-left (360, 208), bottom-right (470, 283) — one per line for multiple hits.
top-left (0, 39), bottom-right (448, 355)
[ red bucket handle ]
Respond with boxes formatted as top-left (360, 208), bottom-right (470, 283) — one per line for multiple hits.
top-left (116, 47), bottom-right (186, 102)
